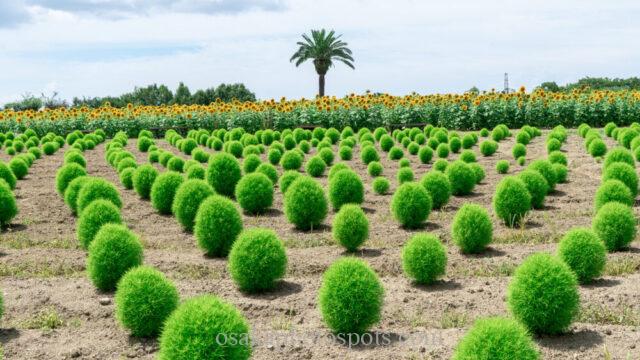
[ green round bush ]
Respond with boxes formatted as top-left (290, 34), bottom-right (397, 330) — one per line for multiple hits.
top-left (338, 146), bottom-right (352, 160)
top-left (452, 317), bottom-right (539, 360)
top-left (388, 146), bottom-right (404, 160)
top-left (588, 139), bottom-right (607, 157)
top-left (548, 151), bottom-right (567, 166)
top-left (318, 258), bottom-right (383, 334)
top-left (602, 162), bottom-right (638, 197)
top-left (528, 159), bottom-right (557, 192)
top-left (29, 146), bottom-right (42, 159)
top-left (470, 163), bottom-right (485, 184)
top-left (64, 176), bottom-right (90, 215)
top-left (64, 151), bottom-right (87, 168)
top-left (546, 138), bottom-right (561, 153)
top-left (446, 161), bottom-right (476, 195)
top-left (603, 147), bottom-right (634, 169)
top-left (516, 131), bottom-right (531, 145)
top-left (327, 162), bottom-right (351, 180)
top-left (508, 253), bottom-right (579, 335)
top-left (479, 140), bottom-right (498, 156)
top-left (328, 169), bottom-right (364, 210)
top-left (462, 134), bottom-right (475, 148)
top-left (137, 137), bottom-right (154, 153)
top-left (460, 150), bottom-right (476, 164)
top-left (452, 204), bottom-right (492, 253)
top-left (9, 158), bottom-right (28, 180)
top-left (186, 164), bottom-right (205, 180)
top-left (284, 176), bottom-right (327, 230)
top-left (512, 143), bottom-right (526, 159)
top-left (87, 224), bottom-right (143, 291)
top-left (396, 167), bottom-right (414, 184)
top-left (55, 163), bottom-right (87, 196)
top-left (517, 170), bottom-right (548, 209)
top-left (235, 173), bottom-right (273, 214)
top-left (493, 176), bottom-right (531, 226)
top-left (420, 171), bottom-right (451, 209)
top-left (557, 228), bottom-right (606, 284)
top-left (192, 148), bottom-right (209, 163)
top-left (150, 171), bottom-right (184, 215)
top-left (594, 179), bottom-right (633, 211)
top-left (391, 182), bottom-right (432, 228)
top-left (318, 148), bottom-right (334, 166)
top-left (0, 161), bottom-right (17, 190)
top-left (418, 146), bottom-right (433, 164)
top-left (436, 143), bottom-right (450, 158)
top-left (367, 161), bottom-right (383, 177)
top-left (278, 170), bottom-right (301, 194)
top-left (228, 228), bottom-right (287, 292)
top-left (449, 137), bottom-right (462, 153)
top-left (332, 204), bottom-right (368, 252)
top-left (117, 157), bottom-right (138, 173)
top-left (42, 142), bottom-right (56, 155)
top-left (115, 266), bottom-right (179, 337)
top-left (167, 156), bottom-right (185, 173)
top-left (402, 233), bottom-right (447, 284)
top-left (379, 134), bottom-right (394, 151)
top-left (267, 149), bottom-right (282, 165)
top-left (206, 153), bottom-right (241, 197)
top-left (119, 167), bottom-right (135, 189)
top-left (280, 150), bottom-right (303, 170)
top-left (172, 179), bottom-right (214, 232)
top-left (305, 156), bottom-right (326, 177)
top-left (77, 178), bottom-right (122, 214)
top-left (132, 165), bottom-right (159, 200)
top-left (360, 146), bottom-right (379, 165)
top-left (242, 154), bottom-right (261, 174)
top-left (158, 295), bottom-right (251, 360)
top-left (158, 152), bottom-right (172, 167)
top-left (192, 194), bottom-right (244, 257)
top-left (0, 181), bottom-right (18, 226)
top-left (398, 158), bottom-right (410, 168)
top-left (407, 142), bottom-right (420, 155)
top-left (496, 160), bottom-right (509, 174)
top-left (255, 163), bottom-right (278, 185)
top-left (553, 163), bottom-right (568, 183)
top-left (372, 176), bottom-right (390, 195)
top-left (592, 201), bottom-right (636, 251)
top-left (77, 199), bottom-right (122, 249)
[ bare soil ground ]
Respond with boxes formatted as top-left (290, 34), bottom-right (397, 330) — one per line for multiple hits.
top-left (1, 130), bottom-right (639, 359)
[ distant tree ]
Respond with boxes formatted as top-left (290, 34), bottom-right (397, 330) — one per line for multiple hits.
top-left (214, 83), bottom-right (256, 102)
top-left (4, 93), bottom-right (43, 111)
top-left (70, 82), bottom-right (256, 108)
top-left (538, 81), bottom-right (561, 92)
top-left (173, 82), bottom-right (192, 105)
top-left (536, 77), bottom-right (640, 92)
top-left (290, 29), bottom-right (355, 97)
top-left (467, 86), bottom-right (480, 94)
top-left (125, 84), bottom-right (174, 106)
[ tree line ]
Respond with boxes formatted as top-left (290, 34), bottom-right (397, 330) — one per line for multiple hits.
top-left (3, 82), bottom-right (256, 111)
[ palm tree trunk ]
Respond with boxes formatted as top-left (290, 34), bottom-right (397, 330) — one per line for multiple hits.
top-left (318, 74), bottom-right (325, 97)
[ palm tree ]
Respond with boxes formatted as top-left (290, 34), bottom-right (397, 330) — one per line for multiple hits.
top-left (290, 29), bottom-right (355, 97)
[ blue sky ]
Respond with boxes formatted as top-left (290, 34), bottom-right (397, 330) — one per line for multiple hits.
top-left (0, 0), bottom-right (639, 105)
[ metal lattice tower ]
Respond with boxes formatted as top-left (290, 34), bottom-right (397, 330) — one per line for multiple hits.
top-left (503, 73), bottom-right (509, 93)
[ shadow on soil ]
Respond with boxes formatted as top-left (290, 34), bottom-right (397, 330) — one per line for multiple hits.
top-left (412, 279), bottom-right (462, 292)
top-left (537, 329), bottom-right (604, 351)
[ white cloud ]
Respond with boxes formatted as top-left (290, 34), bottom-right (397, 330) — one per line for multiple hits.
top-left (0, 0), bottom-right (639, 105)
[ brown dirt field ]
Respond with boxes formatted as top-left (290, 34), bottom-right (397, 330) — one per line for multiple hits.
top-left (1, 129), bottom-right (639, 359)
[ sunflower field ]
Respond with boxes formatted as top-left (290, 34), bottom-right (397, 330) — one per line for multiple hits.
top-left (1, 88), bottom-right (639, 136)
